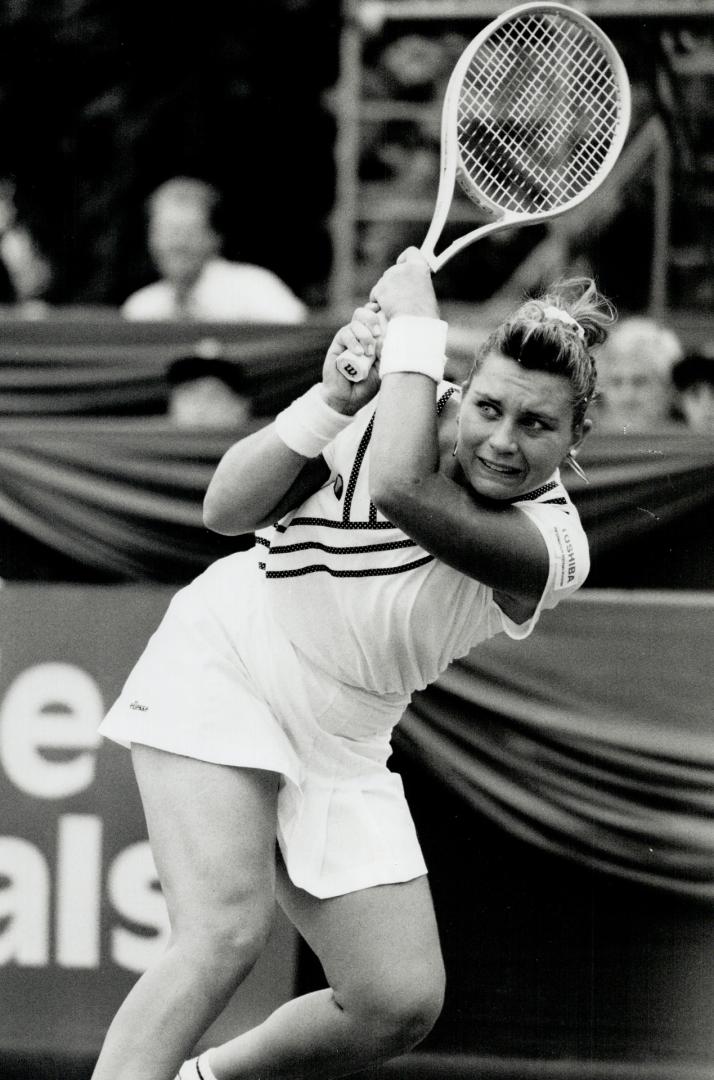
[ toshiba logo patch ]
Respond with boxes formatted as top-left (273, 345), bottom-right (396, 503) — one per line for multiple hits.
top-left (553, 524), bottom-right (577, 590)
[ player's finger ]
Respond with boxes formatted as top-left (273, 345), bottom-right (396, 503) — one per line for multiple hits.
top-left (352, 300), bottom-right (381, 322)
top-left (334, 326), bottom-right (366, 356)
top-left (362, 299), bottom-right (387, 333)
top-left (351, 306), bottom-right (382, 340)
top-left (349, 324), bottom-right (377, 356)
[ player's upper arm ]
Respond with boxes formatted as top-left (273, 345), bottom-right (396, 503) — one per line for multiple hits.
top-left (373, 473), bottom-right (550, 609)
top-left (253, 454), bottom-right (331, 529)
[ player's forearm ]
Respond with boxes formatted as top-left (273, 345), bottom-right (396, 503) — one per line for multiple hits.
top-left (370, 371), bottom-right (442, 508)
top-left (203, 425), bottom-right (308, 535)
top-left (204, 381), bottom-right (355, 535)
top-left (369, 308), bottom-right (448, 501)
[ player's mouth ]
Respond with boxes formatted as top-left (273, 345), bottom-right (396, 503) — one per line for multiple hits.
top-left (477, 457), bottom-right (522, 477)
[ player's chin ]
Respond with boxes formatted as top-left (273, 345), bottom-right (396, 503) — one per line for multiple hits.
top-left (471, 479), bottom-right (525, 501)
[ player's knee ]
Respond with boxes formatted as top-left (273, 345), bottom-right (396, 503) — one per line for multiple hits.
top-left (371, 979), bottom-right (445, 1052)
top-left (391, 970), bottom-right (445, 1049)
top-left (344, 963), bottom-right (446, 1053)
top-left (172, 894), bottom-right (275, 987)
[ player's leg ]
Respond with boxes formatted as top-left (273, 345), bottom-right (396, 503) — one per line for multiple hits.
top-left (91, 745), bottom-right (280, 1080)
top-left (200, 863), bottom-right (446, 1080)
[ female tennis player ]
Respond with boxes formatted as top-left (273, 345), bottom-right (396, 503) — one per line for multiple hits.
top-left (95, 248), bottom-right (613, 1080)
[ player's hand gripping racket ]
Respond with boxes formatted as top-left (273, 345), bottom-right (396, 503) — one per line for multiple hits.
top-left (337, 0), bottom-right (631, 382)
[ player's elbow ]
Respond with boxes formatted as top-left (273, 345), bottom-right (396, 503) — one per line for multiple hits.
top-left (370, 473), bottom-right (425, 526)
top-left (203, 491), bottom-right (247, 536)
top-left (370, 470), bottom-right (400, 519)
top-left (202, 500), bottom-right (233, 535)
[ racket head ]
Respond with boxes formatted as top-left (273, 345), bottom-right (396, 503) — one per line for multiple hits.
top-left (424, 2), bottom-right (631, 260)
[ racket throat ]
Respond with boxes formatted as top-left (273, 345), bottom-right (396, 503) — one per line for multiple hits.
top-left (424, 215), bottom-right (518, 274)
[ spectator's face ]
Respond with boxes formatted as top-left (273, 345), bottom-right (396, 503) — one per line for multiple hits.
top-left (148, 202), bottom-right (219, 289)
top-left (169, 376), bottom-right (249, 429)
top-left (599, 355), bottom-right (670, 433)
top-left (680, 383), bottom-right (714, 435)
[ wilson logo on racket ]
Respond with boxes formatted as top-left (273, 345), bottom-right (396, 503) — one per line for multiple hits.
top-left (337, 1), bottom-right (631, 383)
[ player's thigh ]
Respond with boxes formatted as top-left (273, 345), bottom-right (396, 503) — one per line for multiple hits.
top-left (278, 866), bottom-right (446, 1025)
top-left (132, 744), bottom-right (280, 935)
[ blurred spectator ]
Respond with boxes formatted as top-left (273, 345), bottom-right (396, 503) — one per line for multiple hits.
top-left (0, 178), bottom-right (53, 316)
top-left (166, 353), bottom-right (252, 430)
top-left (364, 32), bottom-right (468, 102)
top-left (123, 177), bottom-right (307, 323)
top-left (360, 118), bottom-right (440, 193)
top-left (672, 352), bottom-right (714, 435)
top-left (595, 316), bottom-right (683, 433)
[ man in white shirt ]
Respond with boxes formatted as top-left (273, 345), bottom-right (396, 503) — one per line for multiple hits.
top-left (122, 177), bottom-right (307, 323)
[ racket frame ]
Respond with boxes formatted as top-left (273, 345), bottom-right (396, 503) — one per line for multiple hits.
top-left (336, 1), bottom-right (631, 382)
top-left (421, 1), bottom-right (631, 271)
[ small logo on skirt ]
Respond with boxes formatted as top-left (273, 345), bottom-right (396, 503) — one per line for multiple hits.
top-left (129, 700), bottom-right (148, 711)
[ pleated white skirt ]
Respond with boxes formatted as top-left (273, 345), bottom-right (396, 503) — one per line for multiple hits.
top-left (99, 550), bottom-right (427, 898)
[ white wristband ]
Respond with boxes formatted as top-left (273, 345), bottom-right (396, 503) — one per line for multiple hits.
top-left (379, 315), bottom-right (448, 383)
top-left (274, 384), bottom-right (353, 458)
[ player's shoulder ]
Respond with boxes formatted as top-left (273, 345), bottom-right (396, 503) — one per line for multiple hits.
top-left (513, 472), bottom-right (577, 514)
top-left (514, 472), bottom-right (589, 590)
top-left (512, 472), bottom-right (588, 549)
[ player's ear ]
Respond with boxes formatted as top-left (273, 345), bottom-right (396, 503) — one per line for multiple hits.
top-left (571, 417), bottom-right (592, 452)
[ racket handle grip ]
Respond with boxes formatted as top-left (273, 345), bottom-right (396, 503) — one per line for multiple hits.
top-left (336, 300), bottom-right (387, 382)
top-left (336, 350), bottom-right (375, 383)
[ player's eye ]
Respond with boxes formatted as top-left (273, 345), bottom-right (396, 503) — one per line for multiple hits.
top-left (522, 416), bottom-right (552, 433)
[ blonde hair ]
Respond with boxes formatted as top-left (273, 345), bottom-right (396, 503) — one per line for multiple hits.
top-left (467, 278), bottom-right (616, 429)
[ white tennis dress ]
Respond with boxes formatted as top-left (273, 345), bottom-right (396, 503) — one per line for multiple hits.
top-left (100, 383), bottom-right (590, 897)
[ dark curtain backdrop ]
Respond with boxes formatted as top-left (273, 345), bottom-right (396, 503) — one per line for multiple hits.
top-left (0, 318), bottom-right (711, 584)
top-left (0, 316), bottom-right (334, 417)
top-left (397, 590), bottom-right (714, 902)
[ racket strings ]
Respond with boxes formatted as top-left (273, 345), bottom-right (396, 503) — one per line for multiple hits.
top-left (456, 12), bottom-right (623, 215)
top-left (460, 48), bottom-right (617, 207)
top-left (464, 20), bottom-right (618, 189)
top-left (462, 32), bottom-right (615, 200)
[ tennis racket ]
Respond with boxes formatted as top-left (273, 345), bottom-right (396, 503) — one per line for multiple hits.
top-left (337, 1), bottom-right (631, 381)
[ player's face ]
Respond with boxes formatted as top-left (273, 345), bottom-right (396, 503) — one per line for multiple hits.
top-left (454, 351), bottom-right (583, 500)
top-left (148, 203), bottom-right (219, 288)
